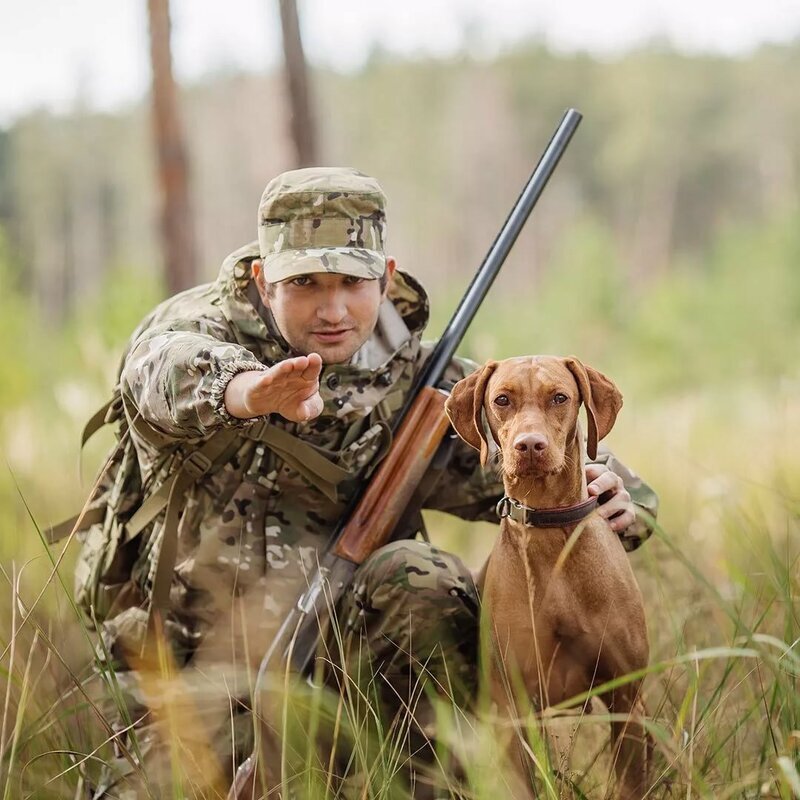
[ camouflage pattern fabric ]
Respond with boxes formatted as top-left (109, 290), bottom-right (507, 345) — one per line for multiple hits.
top-left (79, 237), bottom-right (658, 795)
top-left (258, 167), bottom-right (387, 282)
top-left (90, 540), bottom-right (478, 798)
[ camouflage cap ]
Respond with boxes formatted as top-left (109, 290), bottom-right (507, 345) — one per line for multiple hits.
top-left (257, 167), bottom-right (387, 282)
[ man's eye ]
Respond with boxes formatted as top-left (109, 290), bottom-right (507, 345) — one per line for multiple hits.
top-left (553, 393), bottom-right (569, 405)
top-left (291, 276), bottom-right (312, 287)
top-left (494, 395), bottom-right (510, 407)
top-left (344, 276), bottom-right (366, 285)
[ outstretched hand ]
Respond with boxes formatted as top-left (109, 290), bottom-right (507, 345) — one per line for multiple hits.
top-left (224, 354), bottom-right (324, 422)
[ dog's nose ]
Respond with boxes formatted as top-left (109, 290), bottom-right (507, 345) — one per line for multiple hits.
top-left (513, 433), bottom-right (548, 454)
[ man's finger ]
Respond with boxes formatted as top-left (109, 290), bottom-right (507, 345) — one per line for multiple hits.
top-left (596, 492), bottom-right (631, 518)
top-left (286, 355), bottom-right (311, 372)
top-left (595, 483), bottom-right (634, 532)
top-left (587, 470), bottom-right (622, 497)
top-left (607, 509), bottom-right (635, 532)
top-left (584, 463), bottom-right (608, 481)
top-left (301, 353), bottom-right (323, 381)
top-left (267, 358), bottom-right (301, 380)
top-left (298, 381), bottom-right (320, 401)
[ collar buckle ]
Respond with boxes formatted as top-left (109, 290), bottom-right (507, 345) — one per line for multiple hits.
top-left (496, 496), bottom-right (511, 519)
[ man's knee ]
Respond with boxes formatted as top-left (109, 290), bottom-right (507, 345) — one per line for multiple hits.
top-left (339, 540), bottom-right (479, 643)
top-left (338, 540), bottom-right (479, 703)
top-left (355, 539), bottom-right (478, 610)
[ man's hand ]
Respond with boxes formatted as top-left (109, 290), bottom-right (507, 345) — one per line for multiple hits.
top-left (224, 354), bottom-right (324, 422)
top-left (585, 463), bottom-right (635, 533)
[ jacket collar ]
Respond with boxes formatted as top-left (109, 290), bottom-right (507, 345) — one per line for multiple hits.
top-left (215, 241), bottom-right (430, 373)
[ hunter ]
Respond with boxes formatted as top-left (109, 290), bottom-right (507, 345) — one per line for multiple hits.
top-left (82, 167), bottom-right (657, 797)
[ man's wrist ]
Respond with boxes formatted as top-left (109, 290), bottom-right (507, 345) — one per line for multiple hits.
top-left (224, 370), bottom-right (268, 419)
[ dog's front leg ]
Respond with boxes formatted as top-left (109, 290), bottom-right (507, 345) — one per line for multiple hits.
top-left (602, 682), bottom-right (651, 800)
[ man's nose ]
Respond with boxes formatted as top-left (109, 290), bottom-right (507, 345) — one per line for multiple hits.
top-left (317, 290), bottom-right (347, 324)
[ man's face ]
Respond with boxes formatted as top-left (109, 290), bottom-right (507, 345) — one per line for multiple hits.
top-left (253, 258), bottom-right (396, 364)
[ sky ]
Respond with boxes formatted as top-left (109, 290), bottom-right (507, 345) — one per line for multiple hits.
top-left (1, 0), bottom-right (799, 125)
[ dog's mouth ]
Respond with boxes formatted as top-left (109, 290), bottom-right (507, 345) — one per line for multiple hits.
top-left (502, 451), bottom-right (565, 479)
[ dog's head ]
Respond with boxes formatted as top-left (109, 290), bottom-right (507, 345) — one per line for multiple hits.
top-left (444, 356), bottom-right (622, 477)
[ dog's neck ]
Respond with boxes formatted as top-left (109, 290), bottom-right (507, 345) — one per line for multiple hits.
top-left (500, 430), bottom-right (590, 562)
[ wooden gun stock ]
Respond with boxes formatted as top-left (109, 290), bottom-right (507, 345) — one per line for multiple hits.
top-left (334, 386), bottom-right (450, 563)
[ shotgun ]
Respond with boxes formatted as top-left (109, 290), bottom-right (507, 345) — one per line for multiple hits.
top-left (228, 107), bottom-right (582, 798)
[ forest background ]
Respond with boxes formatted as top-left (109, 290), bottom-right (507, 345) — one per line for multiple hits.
top-left (0, 5), bottom-right (798, 796)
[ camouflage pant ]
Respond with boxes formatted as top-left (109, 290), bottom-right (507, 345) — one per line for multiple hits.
top-left (91, 540), bottom-right (479, 799)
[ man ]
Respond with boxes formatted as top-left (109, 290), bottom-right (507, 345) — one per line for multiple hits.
top-left (88, 167), bottom-right (656, 797)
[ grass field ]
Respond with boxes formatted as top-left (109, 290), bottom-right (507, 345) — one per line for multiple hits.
top-left (0, 369), bottom-right (797, 798)
top-left (0, 213), bottom-right (798, 797)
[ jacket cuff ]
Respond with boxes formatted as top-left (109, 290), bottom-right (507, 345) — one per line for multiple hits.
top-left (210, 359), bottom-right (269, 422)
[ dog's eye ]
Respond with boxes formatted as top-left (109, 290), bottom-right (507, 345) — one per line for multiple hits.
top-left (493, 394), bottom-right (510, 407)
top-left (553, 393), bottom-right (569, 405)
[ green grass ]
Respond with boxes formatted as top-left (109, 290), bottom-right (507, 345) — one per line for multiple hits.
top-left (0, 209), bottom-right (798, 796)
top-left (0, 381), bottom-right (797, 798)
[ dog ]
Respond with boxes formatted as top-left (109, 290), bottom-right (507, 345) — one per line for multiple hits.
top-left (445, 355), bottom-right (650, 799)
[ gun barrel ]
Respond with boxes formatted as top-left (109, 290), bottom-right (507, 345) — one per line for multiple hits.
top-left (417, 108), bottom-right (582, 391)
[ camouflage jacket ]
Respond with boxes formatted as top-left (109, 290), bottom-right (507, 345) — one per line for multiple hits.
top-left (106, 242), bottom-right (656, 664)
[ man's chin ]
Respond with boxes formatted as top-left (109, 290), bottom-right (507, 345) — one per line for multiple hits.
top-left (318, 347), bottom-right (357, 365)
top-left (300, 336), bottom-right (364, 365)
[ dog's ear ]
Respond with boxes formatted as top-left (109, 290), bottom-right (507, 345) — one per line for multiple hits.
top-left (445, 361), bottom-right (498, 466)
top-left (564, 358), bottom-right (623, 459)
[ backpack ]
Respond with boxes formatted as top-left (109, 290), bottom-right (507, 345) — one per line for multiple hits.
top-left (48, 389), bottom-right (146, 625)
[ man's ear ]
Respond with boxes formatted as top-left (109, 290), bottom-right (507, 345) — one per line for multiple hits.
top-left (445, 361), bottom-right (498, 466)
top-left (382, 256), bottom-right (397, 299)
top-left (251, 259), bottom-right (269, 306)
top-left (564, 357), bottom-right (623, 459)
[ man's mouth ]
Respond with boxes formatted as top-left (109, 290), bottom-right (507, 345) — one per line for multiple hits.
top-left (311, 329), bottom-right (353, 343)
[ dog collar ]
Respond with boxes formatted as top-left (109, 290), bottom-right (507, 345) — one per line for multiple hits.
top-left (496, 495), bottom-right (598, 528)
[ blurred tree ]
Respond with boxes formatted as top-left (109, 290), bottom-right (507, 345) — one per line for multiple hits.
top-left (147, 0), bottom-right (197, 293)
top-left (3, 43), bottom-right (800, 304)
top-left (278, 0), bottom-right (319, 166)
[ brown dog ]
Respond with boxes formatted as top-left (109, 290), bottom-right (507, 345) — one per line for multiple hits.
top-left (445, 356), bottom-right (650, 799)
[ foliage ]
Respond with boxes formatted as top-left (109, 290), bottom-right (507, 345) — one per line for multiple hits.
top-left (429, 207), bottom-right (800, 403)
top-left (2, 43), bottom-right (800, 318)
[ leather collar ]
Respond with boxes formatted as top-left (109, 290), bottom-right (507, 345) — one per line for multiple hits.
top-left (496, 495), bottom-right (598, 528)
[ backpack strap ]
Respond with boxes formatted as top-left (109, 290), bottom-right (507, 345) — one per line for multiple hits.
top-left (44, 507), bottom-right (106, 544)
top-left (55, 392), bottom-right (404, 624)
top-left (242, 421), bottom-right (355, 503)
top-left (80, 397), bottom-right (119, 447)
top-left (149, 431), bottom-right (241, 615)
top-left (125, 429), bottom-right (239, 540)
top-left (145, 420), bottom-right (369, 622)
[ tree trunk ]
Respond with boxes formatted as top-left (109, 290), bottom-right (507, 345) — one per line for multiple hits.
top-left (147, 0), bottom-right (196, 294)
top-left (278, 0), bottom-right (319, 167)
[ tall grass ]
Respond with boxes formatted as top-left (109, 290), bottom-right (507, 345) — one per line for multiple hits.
top-left (1, 376), bottom-right (797, 797)
top-left (0, 211), bottom-right (798, 796)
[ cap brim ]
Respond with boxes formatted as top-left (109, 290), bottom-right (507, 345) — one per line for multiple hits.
top-left (261, 247), bottom-right (386, 282)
